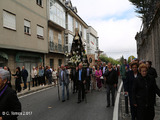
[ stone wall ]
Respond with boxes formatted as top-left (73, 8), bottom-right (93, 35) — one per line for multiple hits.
top-left (136, 7), bottom-right (160, 79)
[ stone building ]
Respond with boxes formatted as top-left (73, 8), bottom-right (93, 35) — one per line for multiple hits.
top-left (0, 0), bottom-right (48, 82)
top-left (135, 5), bottom-right (160, 82)
top-left (46, 0), bottom-right (67, 69)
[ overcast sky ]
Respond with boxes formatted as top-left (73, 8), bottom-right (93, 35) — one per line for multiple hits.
top-left (71, 0), bottom-right (142, 59)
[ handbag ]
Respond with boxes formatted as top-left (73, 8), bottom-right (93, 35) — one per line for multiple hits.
top-left (100, 76), bottom-right (103, 79)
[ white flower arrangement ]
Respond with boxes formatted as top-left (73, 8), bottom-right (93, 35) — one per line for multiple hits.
top-left (68, 53), bottom-right (81, 66)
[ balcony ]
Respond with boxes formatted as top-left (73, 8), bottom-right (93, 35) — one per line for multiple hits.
top-left (49, 41), bottom-right (67, 54)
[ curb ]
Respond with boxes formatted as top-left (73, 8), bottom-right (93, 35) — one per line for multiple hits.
top-left (17, 85), bottom-right (54, 97)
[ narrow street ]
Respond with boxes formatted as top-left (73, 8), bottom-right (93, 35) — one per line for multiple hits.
top-left (18, 86), bottom-right (113, 120)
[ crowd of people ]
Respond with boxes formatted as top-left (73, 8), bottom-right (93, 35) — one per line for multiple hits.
top-left (121, 59), bottom-right (160, 120)
top-left (0, 58), bottom-right (160, 120)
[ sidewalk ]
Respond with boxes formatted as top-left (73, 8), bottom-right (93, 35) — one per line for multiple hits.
top-left (17, 84), bottom-right (55, 97)
top-left (119, 92), bottom-right (160, 120)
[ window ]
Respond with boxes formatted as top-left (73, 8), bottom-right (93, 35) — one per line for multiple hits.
top-left (68, 14), bottom-right (73, 32)
top-left (36, 0), bottom-right (43, 7)
top-left (3, 10), bottom-right (16, 30)
top-left (83, 28), bottom-right (87, 40)
top-left (50, 59), bottom-right (54, 68)
top-left (68, 34), bottom-right (73, 52)
top-left (49, 0), bottom-right (65, 28)
top-left (76, 21), bottom-right (78, 28)
top-left (58, 59), bottom-right (62, 66)
top-left (58, 34), bottom-right (62, 44)
top-left (24, 19), bottom-right (31, 35)
top-left (79, 24), bottom-right (82, 36)
top-left (49, 29), bottom-right (54, 42)
top-left (37, 25), bottom-right (44, 39)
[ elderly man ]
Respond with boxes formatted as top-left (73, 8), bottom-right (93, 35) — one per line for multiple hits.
top-left (0, 69), bottom-right (21, 120)
top-left (21, 66), bottom-right (28, 90)
top-left (77, 63), bottom-right (86, 103)
top-left (59, 64), bottom-right (70, 102)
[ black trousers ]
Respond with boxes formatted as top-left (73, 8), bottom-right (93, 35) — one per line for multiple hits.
top-left (129, 93), bottom-right (137, 120)
top-left (15, 79), bottom-right (21, 92)
top-left (73, 79), bottom-right (78, 92)
top-left (23, 77), bottom-right (27, 89)
top-left (106, 84), bottom-right (115, 105)
top-left (86, 76), bottom-right (91, 91)
top-left (32, 78), bottom-right (35, 87)
top-left (77, 81), bottom-right (85, 101)
top-left (137, 106), bottom-right (155, 120)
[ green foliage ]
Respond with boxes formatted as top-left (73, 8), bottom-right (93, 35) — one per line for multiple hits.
top-left (129, 0), bottom-right (160, 27)
top-left (99, 55), bottom-right (120, 65)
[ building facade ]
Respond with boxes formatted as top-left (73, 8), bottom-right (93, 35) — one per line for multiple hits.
top-left (0, 0), bottom-right (48, 82)
top-left (46, 0), bottom-right (67, 69)
top-left (87, 26), bottom-right (99, 66)
top-left (65, 0), bottom-right (88, 55)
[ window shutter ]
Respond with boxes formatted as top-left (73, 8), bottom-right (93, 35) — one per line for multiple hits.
top-left (24, 20), bottom-right (30, 27)
top-left (37, 25), bottom-right (43, 37)
top-left (3, 10), bottom-right (16, 30)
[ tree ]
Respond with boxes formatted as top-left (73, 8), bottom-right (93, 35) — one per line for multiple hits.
top-left (99, 55), bottom-right (120, 65)
top-left (129, 0), bottom-right (160, 27)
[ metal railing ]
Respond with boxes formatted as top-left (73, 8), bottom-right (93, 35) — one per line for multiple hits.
top-left (49, 41), bottom-right (67, 54)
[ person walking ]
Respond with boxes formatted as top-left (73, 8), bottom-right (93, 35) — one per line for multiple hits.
top-left (52, 69), bottom-right (57, 86)
top-left (21, 66), bottom-right (28, 90)
top-left (91, 66), bottom-right (96, 90)
top-left (105, 62), bottom-right (118, 107)
top-left (86, 64), bottom-right (92, 92)
top-left (77, 63), bottom-right (86, 103)
top-left (132, 63), bottom-right (160, 120)
top-left (0, 69), bottom-right (21, 120)
top-left (95, 66), bottom-right (102, 91)
top-left (12, 67), bottom-right (22, 93)
top-left (59, 64), bottom-right (70, 102)
top-left (71, 67), bottom-right (78, 94)
top-left (146, 61), bottom-right (157, 79)
top-left (125, 62), bottom-right (140, 120)
top-left (120, 59), bottom-right (129, 113)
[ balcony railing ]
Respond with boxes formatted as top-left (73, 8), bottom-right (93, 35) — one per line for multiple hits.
top-left (49, 41), bottom-right (66, 54)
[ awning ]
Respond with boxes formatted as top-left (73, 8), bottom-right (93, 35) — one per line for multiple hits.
top-left (0, 52), bottom-right (8, 60)
top-left (16, 52), bottom-right (43, 62)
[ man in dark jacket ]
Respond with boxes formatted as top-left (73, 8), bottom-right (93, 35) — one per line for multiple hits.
top-left (105, 62), bottom-right (118, 107)
top-left (21, 66), bottom-right (28, 90)
top-left (0, 69), bottom-right (21, 120)
top-left (77, 63), bottom-right (86, 103)
top-left (71, 67), bottom-right (78, 94)
top-left (86, 64), bottom-right (92, 92)
top-left (146, 61), bottom-right (157, 79)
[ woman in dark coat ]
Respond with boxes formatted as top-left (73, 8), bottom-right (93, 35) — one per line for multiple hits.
top-left (12, 67), bottom-right (22, 92)
top-left (0, 69), bottom-right (21, 120)
top-left (132, 63), bottom-right (160, 120)
top-left (125, 62), bottom-right (140, 120)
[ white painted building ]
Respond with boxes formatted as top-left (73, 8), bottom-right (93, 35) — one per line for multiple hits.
top-left (87, 26), bottom-right (99, 60)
